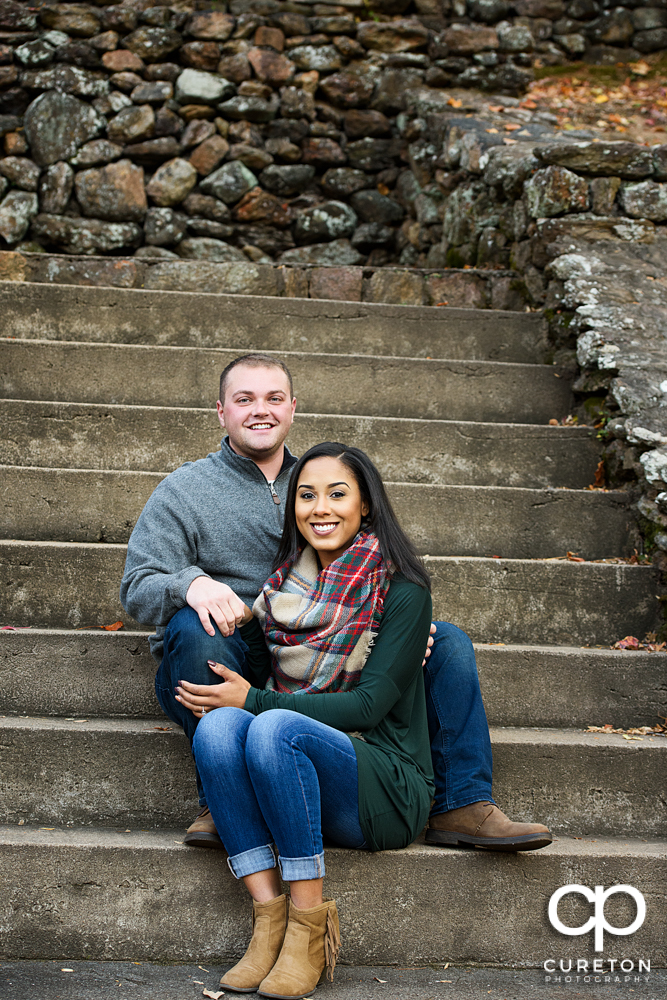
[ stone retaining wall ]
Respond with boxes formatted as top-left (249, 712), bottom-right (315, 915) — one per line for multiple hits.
top-left (0, 0), bottom-right (664, 268)
top-left (405, 105), bottom-right (667, 562)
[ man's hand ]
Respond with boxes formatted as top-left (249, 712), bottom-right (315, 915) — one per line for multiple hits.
top-left (422, 623), bottom-right (436, 666)
top-left (176, 660), bottom-right (251, 717)
top-left (186, 576), bottom-right (248, 637)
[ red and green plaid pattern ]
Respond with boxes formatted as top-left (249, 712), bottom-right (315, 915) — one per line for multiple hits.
top-left (256, 531), bottom-right (389, 694)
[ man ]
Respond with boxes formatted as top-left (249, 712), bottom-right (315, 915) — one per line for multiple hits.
top-left (121, 353), bottom-right (551, 852)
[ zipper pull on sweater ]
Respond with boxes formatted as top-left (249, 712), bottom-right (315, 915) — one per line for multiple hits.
top-left (268, 480), bottom-right (280, 504)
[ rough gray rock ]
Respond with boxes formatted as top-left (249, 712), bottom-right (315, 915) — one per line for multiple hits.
top-left (145, 158), bottom-right (197, 208)
top-left (351, 221), bottom-right (394, 251)
top-left (123, 27), bottom-right (182, 62)
top-left (174, 69), bottom-right (234, 105)
top-left (122, 137), bottom-right (181, 166)
top-left (0, 189), bottom-right (38, 242)
top-left (176, 236), bottom-right (246, 261)
top-left (217, 95), bottom-right (277, 123)
top-left (24, 91), bottom-right (104, 167)
top-left (259, 164), bottom-right (315, 196)
top-left (185, 217), bottom-right (233, 239)
top-left (39, 161), bottom-right (74, 214)
top-left (294, 200), bottom-right (358, 245)
top-left (321, 168), bottom-right (371, 199)
top-left (200, 160), bottom-right (257, 204)
top-left (182, 192), bottom-right (231, 222)
top-left (345, 138), bottom-right (395, 172)
top-left (0, 156), bottom-right (41, 191)
top-left (618, 181), bottom-right (667, 222)
top-left (278, 238), bottom-right (363, 265)
top-left (21, 65), bottom-right (109, 98)
top-left (144, 207), bottom-right (187, 246)
top-left (524, 165), bottom-right (589, 217)
top-left (31, 213), bottom-right (142, 254)
top-left (74, 159), bottom-right (147, 223)
top-left (288, 45), bottom-right (342, 72)
top-left (107, 105), bottom-right (155, 145)
top-left (130, 81), bottom-right (173, 105)
top-left (536, 141), bottom-right (654, 179)
top-left (350, 189), bottom-right (404, 225)
top-left (15, 37), bottom-right (58, 68)
top-left (69, 140), bottom-right (123, 168)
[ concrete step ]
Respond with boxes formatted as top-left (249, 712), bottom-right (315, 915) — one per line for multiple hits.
top-left (2, 825), bottom-right (664, 966)
top-left (0, 339), bottom-right (575, 426)
top-left (3, 630), bottom-right (664, 731)
top-left (1, 541), bottom-right (660, 645)
top-left (1, 717), bottom-right (665, 836)
top-left (0, 280), bottom-right (548, 364)
top-left (0, 401), bottom-right (600, 489)
top-left (0, 466), bottom-right (638, 559)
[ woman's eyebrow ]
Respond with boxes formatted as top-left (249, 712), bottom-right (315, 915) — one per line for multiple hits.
top-left (328, 481), bottom-right (349, 488)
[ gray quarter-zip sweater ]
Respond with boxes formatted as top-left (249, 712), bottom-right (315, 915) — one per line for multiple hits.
top-left (120, 437), bottom-right (297, 662)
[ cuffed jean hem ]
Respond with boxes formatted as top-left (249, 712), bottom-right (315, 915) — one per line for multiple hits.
top-left (227, 843), bottom-right (276, 880)
top-left (278, 851), bottom-right (325, 881)
top-left (430, 791), bottom-right (497, 817)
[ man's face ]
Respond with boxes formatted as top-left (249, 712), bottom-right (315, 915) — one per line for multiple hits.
top-left (216, 365), bottom-right (296, 461)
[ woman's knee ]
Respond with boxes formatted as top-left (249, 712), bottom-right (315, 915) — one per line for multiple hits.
top-left (193, 706), bottom-right (252, 762)
top-left (245, 709), bottom-right (302, 760)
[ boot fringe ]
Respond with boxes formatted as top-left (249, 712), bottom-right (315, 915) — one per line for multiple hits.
top-left (324, 907), bottom-right (341, 982)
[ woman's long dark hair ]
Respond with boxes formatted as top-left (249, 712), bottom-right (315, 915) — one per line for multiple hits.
top-left (273, 442), bottom-right (431, 590)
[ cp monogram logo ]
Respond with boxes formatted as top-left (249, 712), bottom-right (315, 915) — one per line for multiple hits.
top-left (548, 884), bottom-right (646, 952)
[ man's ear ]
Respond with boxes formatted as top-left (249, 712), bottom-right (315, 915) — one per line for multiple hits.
top-left (216, 399), bottom-right (225, 428)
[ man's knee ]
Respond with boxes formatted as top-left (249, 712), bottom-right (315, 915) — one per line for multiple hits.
top-left (427, 621), bottom-right (478, 683)
top-left (164, 606), bottom-right (207, 646)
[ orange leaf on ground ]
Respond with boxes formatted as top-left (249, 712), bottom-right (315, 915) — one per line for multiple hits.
top-left (447, 97), bottom-right (462, 108)
top-left (75, 621), bottom-right (124, 631)
top-left (567, 551), bottom-right (585, 562)
top-left (592, 460), bottom-right (606, 489)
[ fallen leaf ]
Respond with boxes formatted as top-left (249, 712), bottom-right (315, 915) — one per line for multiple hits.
top-left (199, 968), bottom-right (210, 973)
top-left (1, 625), bottom-right (32, 630)
top-left (504, 123), bottom-right (521, 131)
top-left (61, 968), bottom-right (74, 973)
top-left (374, 977), bottom-right (388, 982)
top-left (154, 726), bottom-right (172, 731)
top-left (435, 301), bottom-right (449, 306)
top-left (487, 104), bottom-right (504, 112)
top-left (437, 981), bottom-right (453, 983)
top-left (549, 418), bottom-right (559, 425)
top-left (39, 827), bottom-right (55, 831)
top-left (203, 990), bottom-right (225, 999)
top-left (566, 551), bottom-right (585, 562)
top-left (623, 734), bottom-right (643, 741)
top-left (377, 183), bottom-right (390, 196)
top-left (485, 127), bottom-right (499, 133)
top-left (613, 635), bottom-right (640, 650)
top-left (592, 460), bottom-right (606, 489)
top-left (193, 981), bottom-right (204, 985)
top-left (593, 93), bottom-right (609, 103)
top-left (629, 60), bottom-right (651, 76)
top-left (503, 137), bottom-right (517, 144)
top-left (444, 963), bottom-right (450, 969)
top-left (521, 99), bottom-right (537, 109)
top-left (447, 97), bottom-right (462, 108)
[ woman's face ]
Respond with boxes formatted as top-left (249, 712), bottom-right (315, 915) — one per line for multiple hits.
top-left (295, 456), bottom-right (369, 569)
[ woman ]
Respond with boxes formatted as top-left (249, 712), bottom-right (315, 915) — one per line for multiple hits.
top-left (175, 443), bottom-right (433, 1000)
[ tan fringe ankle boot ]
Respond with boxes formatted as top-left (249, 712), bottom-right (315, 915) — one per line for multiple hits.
top-left (220, 893), bottom-right (289, 993)
top-left (257, 897), bottom-right (341, 1000)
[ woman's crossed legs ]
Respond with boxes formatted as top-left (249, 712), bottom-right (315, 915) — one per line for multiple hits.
top-left (193, 707), bottom-right (365, 904)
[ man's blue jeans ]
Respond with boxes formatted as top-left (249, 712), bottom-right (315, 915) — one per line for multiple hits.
top-left (193, 707), bottom-right (366, 879)
top-left (156, 607), bottom-right (494, 815)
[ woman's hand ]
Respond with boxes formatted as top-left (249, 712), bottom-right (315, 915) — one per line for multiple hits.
top-left (175, 660), bottom-right (252, 718)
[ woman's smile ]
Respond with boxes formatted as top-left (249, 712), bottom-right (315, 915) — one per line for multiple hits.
top-left (309, 521), bottom-right (339, 536)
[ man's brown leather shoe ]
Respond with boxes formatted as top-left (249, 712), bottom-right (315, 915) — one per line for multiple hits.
top-left (183, 806), bottom-right (224, 849)
top-left (425, 801), bottom-right (552, 852)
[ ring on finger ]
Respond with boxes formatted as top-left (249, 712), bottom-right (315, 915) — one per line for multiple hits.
top-left (201, 707), bottom-right (208, 715)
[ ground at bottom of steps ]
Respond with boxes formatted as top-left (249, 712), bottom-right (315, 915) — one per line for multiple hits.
top-left (2, 961), bottom-right (665, 1000)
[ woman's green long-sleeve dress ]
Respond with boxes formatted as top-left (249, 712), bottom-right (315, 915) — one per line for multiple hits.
top-left (239, 574), bottom-right (435, 852)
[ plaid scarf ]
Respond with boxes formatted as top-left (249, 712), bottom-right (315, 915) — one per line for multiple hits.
top-left (253, 531), bottom-right (389, 694)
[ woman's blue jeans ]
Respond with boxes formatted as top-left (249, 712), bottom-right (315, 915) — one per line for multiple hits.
top-left (157, 607), bottom-right (494, 816)
top-left (193, 707), bottom-right (366, 880)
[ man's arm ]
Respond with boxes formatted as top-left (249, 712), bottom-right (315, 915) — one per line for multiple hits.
top-left (120, 479), bottom-right (245, 635)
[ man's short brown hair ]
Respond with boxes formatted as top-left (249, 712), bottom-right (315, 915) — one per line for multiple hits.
top-left (218, 354), bottom-right (294, 403)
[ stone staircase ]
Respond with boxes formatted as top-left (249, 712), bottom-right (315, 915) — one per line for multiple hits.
top-left (1, 277), bottom-right (666, 967)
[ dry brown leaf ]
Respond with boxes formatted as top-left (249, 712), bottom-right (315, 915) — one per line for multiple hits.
top-left (567, 551), bottom-right (585, 562)
top-left (203, 990), bottom-right (225, 999)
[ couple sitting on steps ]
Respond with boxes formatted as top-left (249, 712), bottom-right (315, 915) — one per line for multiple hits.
top-left (120, 353), bottom-right (551, 1000)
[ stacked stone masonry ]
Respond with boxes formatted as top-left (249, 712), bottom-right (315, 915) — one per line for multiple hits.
top-left (0, 0), bottom-right (665, 268)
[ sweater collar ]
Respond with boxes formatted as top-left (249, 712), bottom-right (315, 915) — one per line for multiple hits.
top-left (218, 436), bottom-right (298, 480)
